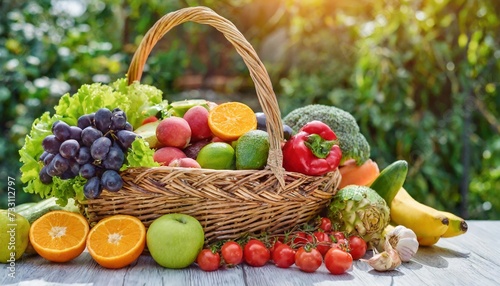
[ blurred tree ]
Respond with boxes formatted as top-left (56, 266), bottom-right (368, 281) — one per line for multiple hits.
top-left (276, 0), bottom-right (500, 218)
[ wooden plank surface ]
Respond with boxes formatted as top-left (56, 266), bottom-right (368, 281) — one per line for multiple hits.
top-left (1, 221), bottom-right (498, 286)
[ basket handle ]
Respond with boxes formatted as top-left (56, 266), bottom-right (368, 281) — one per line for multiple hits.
top-left (127, 6), bottom-right (285, 187)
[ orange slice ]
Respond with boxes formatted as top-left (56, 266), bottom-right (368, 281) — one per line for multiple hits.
top-left (29, 210), bottom-right (89, 263)
top-left (86, 215), bottom-right (146, 269)
top-left (208, 102), bottom-right (257, 141)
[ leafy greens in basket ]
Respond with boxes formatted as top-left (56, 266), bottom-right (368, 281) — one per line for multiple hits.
top-left (19, 78), bottom-right (162, 205)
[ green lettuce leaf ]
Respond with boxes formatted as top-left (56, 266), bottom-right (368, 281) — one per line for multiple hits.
top-left (54, 78), bottom-right (164, 129)
top-left (121, 139), bottom-right (160, 171)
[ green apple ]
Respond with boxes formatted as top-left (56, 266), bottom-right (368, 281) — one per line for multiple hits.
top-left (147, 213), bottom-right (204, 269)
top-left (0, 210), bottom-right (30, 263)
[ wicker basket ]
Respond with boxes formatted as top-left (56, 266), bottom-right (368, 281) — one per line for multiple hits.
top-left (80, 6), bottom-right (341, 245)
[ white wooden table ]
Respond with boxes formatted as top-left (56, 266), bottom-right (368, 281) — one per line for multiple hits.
top-left (1, 220), bottom-right (497, 286)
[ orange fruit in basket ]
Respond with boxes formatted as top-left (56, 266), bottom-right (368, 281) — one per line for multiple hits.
top-left (207, 102), bottom-right (257, 141)
top-left (29, 210), bottom-right (89, 263)
top-left (86, 215), bottom-right (146, 269)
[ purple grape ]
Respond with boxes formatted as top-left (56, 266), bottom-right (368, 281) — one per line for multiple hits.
top-left (39, 151), bottom-right (49, 161)
top-left (283, 124), bottom-right (294, 141)
top-left (68, 159), bottom-right (80, 176)
top-left (42, 135), bottom-right (62, 154)
top-left (94, 108), bottom-right (113, 133)
top-left (81, 126), bottom-right (103, 147)
top-left (76, 146), bottom-right (91, 165)
top-left (39, 166), bottom-right (53, 184)
top-left (69, 126), bottom-right (82, 141)
top-left (59, 139), bottom-right (80, 159)
top-left (60, 170), bottom-right (77, 179)
top-left (52, 121), bottom-right (71, 141)
top-left (79, 163), bottom-right (96, 179)
top-left (49, 154), bottom-right (69, 173)
top-left (46, 161), bottom-right (63, 177)
top-left (116, 130), bottom-right (137, 150)
top-left (77, 113), bottom-right (95, 129)
top-left (110, 108), bottom-right (127, 130)
top-left (101, 170), bottom-right (123, 192)
top-left (43, 153), bottom-right (55, 166)
top-left (90, 137), bottom-right (112, 160)
top-left (102, 145), bottom-right (125, 171)
top-left (255, 112), bottom-right (267, 131)
top-left (84, 177), bottom-right (102, 199)
top-left (124, 122), bottom-right (133, 131)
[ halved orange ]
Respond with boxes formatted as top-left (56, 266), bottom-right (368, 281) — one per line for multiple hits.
top-left (29, 210), bottom-right (89, 263)
top-left (86, 215), bottom-right (146, 269)
top-left (208, 102), bottom-right (257, 141)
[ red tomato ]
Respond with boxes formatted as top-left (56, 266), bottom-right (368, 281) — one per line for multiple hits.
top-left (221, 241), bottom-right (243, 266)
top-left (292, 232), bottom-right (309, 247)
top-left (331, 237), bottom-right (349, 252)
top-left (348, 235), bottom-right (367, 260)
top-left (308, 231), bottom-right (331, 256)
top-left (196, 249), bottom-right (220, 271)
top-left (331, 231), bottom-right (346, 242)
top-left (295, 246), bottom-right (323, 273)
top-left (271, 244), bottom-right (295, 268)
top-left (324, 248), bottom-right (353, 275)
top-left (319, 217), bottom-right (332, 232)
top-left (141, 115), bottom-right (158, 125)
top-left (244, 239), bottom-right (270, 267)
top-left (269, 239), bottom-right (284, 257)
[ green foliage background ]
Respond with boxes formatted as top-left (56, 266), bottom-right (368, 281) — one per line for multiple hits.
top-left (1, 0), bottom-right (499, 219)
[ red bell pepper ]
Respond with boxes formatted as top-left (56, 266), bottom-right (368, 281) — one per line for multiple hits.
top-left (282, 120), bottom-right (342, 176)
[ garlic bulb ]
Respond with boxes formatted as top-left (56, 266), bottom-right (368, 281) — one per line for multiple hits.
top-left (361, 239), bottom-right (402, 271)
top-left (386, 225), bottom-right (419, 262)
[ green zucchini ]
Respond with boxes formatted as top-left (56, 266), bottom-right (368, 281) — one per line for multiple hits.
top-left (369, 160), bottom-right (408, 206)
top-left (16, 197), bottom-right (63, 224)
top-left (14, 202), bottom-right (37, 213)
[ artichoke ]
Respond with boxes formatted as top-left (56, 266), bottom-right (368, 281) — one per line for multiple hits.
top-left (327, 185), bottom-right (390, 247)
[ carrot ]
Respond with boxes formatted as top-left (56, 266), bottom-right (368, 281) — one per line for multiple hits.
top-left (338, 159), bottom-right (380, 189)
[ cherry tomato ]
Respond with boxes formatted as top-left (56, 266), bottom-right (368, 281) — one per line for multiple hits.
top-left (307, 231), bottom-right (331, 256)
top-left (319, 217), bottom-right (332, 232)
top-left (295, 246), bottom-right (323, 273)
top-left (331, 238), bottom-right (349, 252)
top-left (272, 243), bottom-right (295, 268)
top-left (331, 231), bottom-right (346, 242)
top-left (244, 239), bottom-right (270, 267)
top-left (324, 248), bottom-right (353, 275)
top-left (292, 232), bottom-right (309, 247)
top-left (196, 249), bottom-right (220, 271)
top-left (221, 241), bottom-right (243, 266)
top-left (348, 235), bottom-right (367, 260)
top-left (269, 239), bottom-right (284, 257)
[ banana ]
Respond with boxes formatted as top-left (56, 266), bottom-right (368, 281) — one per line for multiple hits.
top-left (417, 235), bottom-right (441, 246)
top-left (440, 211), bottom-right (468, 238)
top-left (390, 188), bottom-right (449, 238)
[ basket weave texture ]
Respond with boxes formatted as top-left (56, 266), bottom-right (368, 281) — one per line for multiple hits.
top-left (81, 6), bottom-right (341, 244)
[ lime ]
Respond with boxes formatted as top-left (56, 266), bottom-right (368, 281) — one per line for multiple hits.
top-left (0, 210), bottom-right (30, 263)
top-left (196, 142), bottom-right (236, 170)
top-left (235, 130), bottom-right (270, 170)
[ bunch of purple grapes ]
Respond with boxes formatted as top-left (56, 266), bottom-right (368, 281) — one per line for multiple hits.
top-left (39, 108), bottom-right (138, 199)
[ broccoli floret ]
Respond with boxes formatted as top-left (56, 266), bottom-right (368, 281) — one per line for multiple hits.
top-left (282, 104), bottom-right (370, 165)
